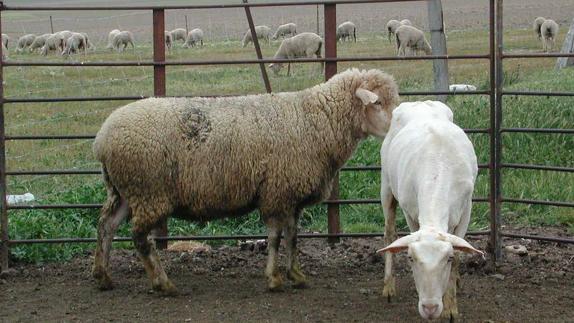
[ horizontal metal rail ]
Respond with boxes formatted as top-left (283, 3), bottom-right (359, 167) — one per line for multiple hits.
top-left (503, 52), bottom-right (574, 58)
top-left (5, 135), bottom-right (96, 140)
top-left (4, 96), bottom-right (146, 103)
top-left (501, 128), bottom-right (574, 134)
top-left (503, 91), bottom-right (574, 97)
top-left (500, 232), bottom-right (574, 244)
top-left (502, 163), bottom-right (574, 173)
top-left (502, 198), bottom-right (574, 207)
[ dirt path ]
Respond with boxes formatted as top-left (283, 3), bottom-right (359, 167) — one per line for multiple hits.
top-left (1, 228), bottom-right (572, 322)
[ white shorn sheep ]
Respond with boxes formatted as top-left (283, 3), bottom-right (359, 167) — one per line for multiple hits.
top-left (16, 34), bottom-right (36, 53)
top-left (395, 25), bottom-right (432, 56)
top-left (378, 101), bottom-right (483, 320)
top-left (533, 17), bottom-right (546, 40)
top-left (55, 30), bottom-right (73, 41)
top-left (242, 25), bottom-right (271, 47)
top-left (268, 32), bottom-right (323, 76)
top-left (400, 19), bottom-right (412, 26)
top-left (170, 28), bottom-right (187, 43)
top-left (92, 68), bottom-right (399, 295)
top-left (40, 34), bottom-right (65, 56)
top-left (112, 31), bottom-right (135, 52)
top-left (271, 23), bottom-right (297, 40)
top-left (61, 32), bottom-right (87, 57)
top-left (183, 28), bottom-right (204, 48)
top-left (80, 32), bottom-right (95, 51)
top-left (387, 19), bottom-right (412, 43)
top-left (29, 33), bottom-right (51, 53)
top-left (540, 19), bottom-right (559, 52)
top-left (336, 21), bottom-right (357, 42)
top-left (106, 29), bottom-right (121, 50)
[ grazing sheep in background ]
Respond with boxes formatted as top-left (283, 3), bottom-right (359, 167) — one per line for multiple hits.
top-left (92, 68), bottom-right (399, 295)
top-left (16, 34), bottom-right (36, 53)
top-left (112, 31), bottom-right (135, 52)
top-left (386, 19), bottom-right (402, 43)
top-left (271, 23), bottom-right (297, 40)
top-left (29, 33), bottom-right (51, 53)
top-left (164, 31), bottom-right (172, 51)
top-left (336, 21), bottom-right (357, 42)
top-left (400, 19), bottom-right (412, 26)
top-left (183, 28), bottom-right (204, 48)
top-left (40, 33), bottom-right (65, 56)
top-left (170, 28), bottom-right (187, 43)
top-left (2, 42), bottom-right (8, 61)
top-left (55, 30), bottom-right (73, 41)
top-left (242, 25), bottom-right (271, 47)
top-left (540, 19), bottom-right (559, 52)
top-left (533, 17), bottom-right (546, 40)
top-left (2, 33), bottom-right (10, 48)
top-left (106, 29), bottom-right (121, 50)
top-left (268, 32), bottom-right (323, 76)
top-left (395, 25), bottom-right (432, 56)
top-left (61, 32), bottom-right (87, 57)
top-left (80, 32), bottom-right (95, 50)
top-left (378, 101), bottom-right (483, 320)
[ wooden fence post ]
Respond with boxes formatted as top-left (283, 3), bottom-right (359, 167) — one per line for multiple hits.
top-left (555, 18), bottom-right (574, 70)
top-left (0, 3), bottom-right (9, 272)
top-left (427, 0), bottom-right (449, 102)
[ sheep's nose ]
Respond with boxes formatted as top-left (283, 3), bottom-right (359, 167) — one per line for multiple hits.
top-left (422, 304), bottom-right (439, 317)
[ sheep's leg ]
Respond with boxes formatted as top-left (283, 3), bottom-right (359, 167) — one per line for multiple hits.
top-left (132, 216), bottom-right (177, 296)
top-left (264, 217), bottom-right (284, 291)
top-left (93, 194), bottom-right (129, 290)
top-left (441, 254), bottom-right (460, 320)
top-left (287, 63), bottom-right (291, 77)
top-left (382, 179), bottom-right (398, 302)
top-left (284, 210), bottom-right (307, 288)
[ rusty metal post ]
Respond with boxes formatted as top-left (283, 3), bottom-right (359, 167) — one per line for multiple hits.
top-left (488, 0), bottom-right (502, 262)
top-left (49, 15), bottom-right (54, 34)
top-left (324, 3), bottom-right (339, 243)
top-left (152, 9), bottom-right (168, 250)
top-left (0, 2), bottom-right (9, 272)
top-left (243, 0), bottom-right (271, 93)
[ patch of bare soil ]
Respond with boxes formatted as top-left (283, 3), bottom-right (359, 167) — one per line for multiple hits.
top-left (1, 227), bottom-right (572, 322)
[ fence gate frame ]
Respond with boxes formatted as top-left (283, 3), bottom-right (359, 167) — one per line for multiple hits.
top-left (1, 0), bottom-right (573, 273)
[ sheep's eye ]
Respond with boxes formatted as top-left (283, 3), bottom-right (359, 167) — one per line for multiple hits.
top-left (407, 255), bottom-right (414, 262)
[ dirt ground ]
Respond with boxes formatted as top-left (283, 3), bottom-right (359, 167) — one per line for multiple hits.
top-left (1, 227), bottom-right (572, 322)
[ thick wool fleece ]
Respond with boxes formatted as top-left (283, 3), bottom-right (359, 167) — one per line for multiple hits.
top-left (94, 68), bottom-right (399, 230)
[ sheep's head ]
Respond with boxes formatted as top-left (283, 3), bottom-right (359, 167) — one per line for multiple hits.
top-left (353, 69), bottom-right (400, 138)
top-left (423, 40), bottom-right (433, 55)
top-left (378, 231), bottom-right (483, 320)
top-left (268, 63), bottom-right (283, 75)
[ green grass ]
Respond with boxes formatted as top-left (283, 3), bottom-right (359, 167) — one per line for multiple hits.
top-left (5, 29), bottom-right (573, 263)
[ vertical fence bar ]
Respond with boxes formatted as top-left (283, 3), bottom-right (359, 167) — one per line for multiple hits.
top-left (324, 3), bottom-right (339, 243)
top-left (0, 2), bottom-right (8, 272)
top-left (152, 8), bottom-right (168, 250)
top-left (489, 0), bottom-right (503, 262)
top-left (243, 0), bottom-right (272, 93)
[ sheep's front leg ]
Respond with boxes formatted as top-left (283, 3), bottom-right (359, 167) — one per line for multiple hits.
top-left (264, 217), bottom-right (284, 291)
top-left (441, 254), bottom-right (460, 320)
top-left (284, 211), bottom-right (307, 288)
top-left (381, 180), bottom-right (398, 302)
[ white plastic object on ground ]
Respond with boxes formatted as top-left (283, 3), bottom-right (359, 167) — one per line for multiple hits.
top-left (7, 193), bottom-right (35, 205)
top-left (449, 84), bottom-right (477, 92)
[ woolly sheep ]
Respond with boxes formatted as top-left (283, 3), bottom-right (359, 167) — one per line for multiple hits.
top-left (29, 33), bottom-right (51, 52)
top-left (533, 17), bottom-right (546, 40)
top-left (183, 28), bottom-right (204, 48)
top-left (170, 28), bottom-right (187, 43)
top-left (61, 32), bottom-right (87, 57)
top-left (271, 23), bottom-right (297, 40)
top-left (378, 101), bottom-right (483, 320)
top-left (106, 29), bottom-right (121, 50)
top-left (55, 30), bottom-right (74, 40)
top-left (336, 21), bottom-right (357, 42)
top-left (16, 34), bottom-right (36, 53)
top-left (268, 32), bottom-right (323, 76)
top-left (112, 31), bottom-right (135, 52)
top-left (241, 25), bottom-right (271, 47)
top-left (386, 20), bottom-right (401, 43)
top-left (164, 31), bottom-right (172, 51)
top-left (395, 25), bottom-right (432, 56)
top-left (2, 33), bottom-right (9, 48)
top-left (400, 19), bottom-right (412, 26)
top-left (540, 19), bottom-right (559, 52)
top-left (40, 34), bottom-right (65, 56)
top-left (80, 32), bottom-right (95, 50)
top-left (92, 68), bottom-right (400, 294)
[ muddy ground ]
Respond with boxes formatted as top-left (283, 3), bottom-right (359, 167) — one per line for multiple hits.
top-left (1, 227), bottom-right (572, 322)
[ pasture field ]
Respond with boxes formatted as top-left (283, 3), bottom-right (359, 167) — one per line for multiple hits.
top-left (2, 26), bottom-right (572, 262)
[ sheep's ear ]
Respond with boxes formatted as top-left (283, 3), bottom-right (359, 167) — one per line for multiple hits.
top-left (440, 233), bottom-right (484, 256)
top-left (376, 233), bottom-right (419, 254)
top-left (355, 88), bottom-right (379, 106)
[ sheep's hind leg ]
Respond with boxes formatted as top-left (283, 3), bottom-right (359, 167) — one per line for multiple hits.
top-left (381, 179), bottom-right (398, 302)
top-left (441, 254), bottom-right (460, 321)
top-left (132, 217), bottom-right (177, 296)
top-left (285, 210), bottom-right (307, 289)
top-left (264, 217), bottom-right (284, 291)
top-left (93, 195), bottom-right (129, 290)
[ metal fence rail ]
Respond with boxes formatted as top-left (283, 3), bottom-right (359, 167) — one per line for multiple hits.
top-left (0, 0), bottom-right (573, 272)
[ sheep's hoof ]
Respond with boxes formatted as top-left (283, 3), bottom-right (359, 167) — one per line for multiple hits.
top-left (382, 277), bottom-right (396, 302)
top-left (288, 268), bottom-right (308, 289)
top-left (267, 274), bottom-right (285, 292)
top-left (94, 273), bottom-right (114, 291)
top-left (153, 280), bottom-right (179, 296)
